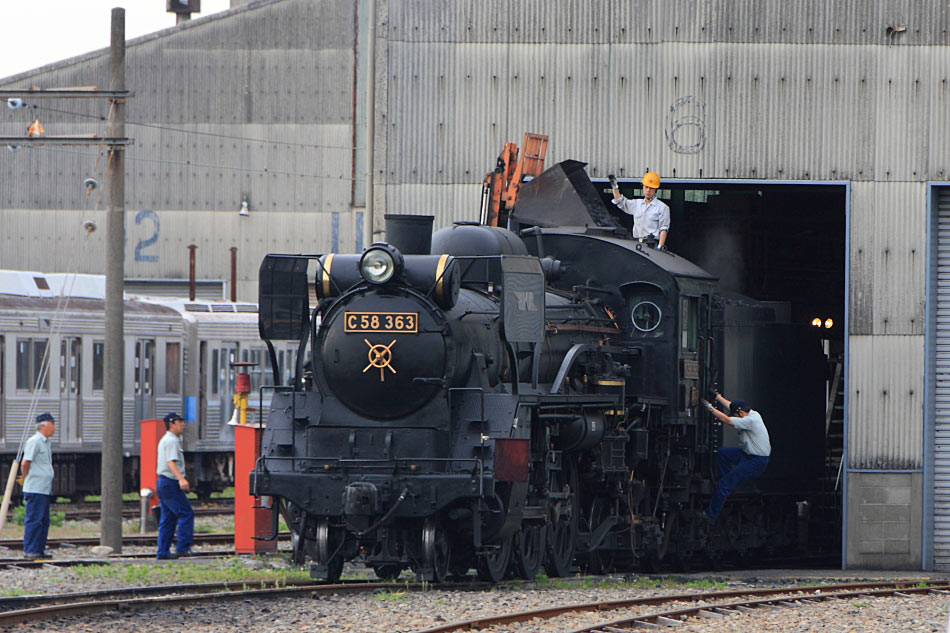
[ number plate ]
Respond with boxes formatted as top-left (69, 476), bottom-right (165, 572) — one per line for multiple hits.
top-left (344, 312), bottom-right (418, 333)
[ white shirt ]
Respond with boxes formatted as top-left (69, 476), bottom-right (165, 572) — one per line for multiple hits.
top-left (731, 409), bottom-right (771, 457)
top-left (612, 196), bottom-right (671, 239)
top-left (22, 432), bottom-right (54, 495)
top-left (157, 431), bottom-right (185, 479)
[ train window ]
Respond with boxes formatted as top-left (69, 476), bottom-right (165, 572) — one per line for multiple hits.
top-left (16, 338), bottom-right (49, 392)
top-left (93, 342), bottom-right (104, 391)
top-left (246, 349), bottom-right (263, 392)
top-left (212, 349), bottom-right (219, 395)
top-left (681, 297), bottom-right (699, 351)
top-left (166, 343), bottom-right (181, 395)
top-left (631, 301), bottom-right (662, 332)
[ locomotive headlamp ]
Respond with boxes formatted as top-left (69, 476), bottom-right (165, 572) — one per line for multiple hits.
top-left (360, 244), bottom-right (404, 285)
top-left (811, 318), bottom-right (821, 327)
top-left (824, 318), bottom-right (834, 329)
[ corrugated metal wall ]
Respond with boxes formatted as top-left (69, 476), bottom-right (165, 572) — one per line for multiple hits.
top-left (850, 182), bottom-right (926, 336)
top-left (0, 0), bottom-right (359, 293)
top-left (849, 335), bottom-right (924, 469)
top-left (383, 0), bottom-right (950, 200)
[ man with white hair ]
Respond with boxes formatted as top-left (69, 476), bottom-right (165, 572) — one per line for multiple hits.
top-left (20, 412), bottom-right (56, 559)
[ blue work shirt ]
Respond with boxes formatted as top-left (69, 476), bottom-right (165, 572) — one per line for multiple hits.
top-left (22, 432), bottom-right (54, 495)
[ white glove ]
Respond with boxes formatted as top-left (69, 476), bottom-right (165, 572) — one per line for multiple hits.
top-left (701, 399), bottom-right (714, 412)
top-left (608, 174), bottom-right (619, 190)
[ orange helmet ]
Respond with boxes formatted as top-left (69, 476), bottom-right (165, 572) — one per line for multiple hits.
top-left (641, 172), bottom-right (661, 189)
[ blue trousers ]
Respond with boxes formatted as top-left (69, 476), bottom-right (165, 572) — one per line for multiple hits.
top-left (156, 476), bottom-right (194, 557)
top-left (23, 493), bottom-right (50, 556)
top-left (706, 447), bottom-right (769, 519)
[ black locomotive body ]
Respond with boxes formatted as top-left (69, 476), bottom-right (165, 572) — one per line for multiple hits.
top-left (250, 164), bottom-right (829, 582)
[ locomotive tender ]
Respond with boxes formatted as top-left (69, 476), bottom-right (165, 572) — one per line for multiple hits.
top-left (251, 161), bottom-right (828, 581)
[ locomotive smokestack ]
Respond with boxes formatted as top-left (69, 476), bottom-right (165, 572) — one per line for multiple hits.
top-left (384, 214), bottom-right (434, 254)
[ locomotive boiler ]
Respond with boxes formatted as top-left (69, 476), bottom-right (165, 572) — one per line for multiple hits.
top-left (250, 162), bottom-right (829, 581)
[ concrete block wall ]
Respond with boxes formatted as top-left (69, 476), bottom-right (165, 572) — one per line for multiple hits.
top-left (846, 472), bottom-right (922, 569)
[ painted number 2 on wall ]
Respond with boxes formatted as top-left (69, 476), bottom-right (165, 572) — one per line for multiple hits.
top-left (135, 210), bottom-right (159, 262)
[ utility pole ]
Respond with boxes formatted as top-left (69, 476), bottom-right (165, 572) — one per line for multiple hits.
top-left (102, 7), bottom-right (126, 553)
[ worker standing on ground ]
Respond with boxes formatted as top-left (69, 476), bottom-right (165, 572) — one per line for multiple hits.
top-left (608, 172), bottom-right (671, 249)
top-left (700, 392), bottom-right (771, 520)
top-left (155, 412), bottom-right (194, 559)
top-left (21, 412), bottom-right (56, 559)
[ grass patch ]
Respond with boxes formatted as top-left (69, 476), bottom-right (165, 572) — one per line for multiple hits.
top-left (374, 590), bottom-right (409, 602)
top-left (0, 588), bottom-right (29, 597)
top-left (84, 492), bottom-right (140, 502)
top-left (4, 505), bottom-right (62, 526)
top-left (211, 487), bottom-right (235, 499)
top-left (71, 558), bottom-right (311, 586)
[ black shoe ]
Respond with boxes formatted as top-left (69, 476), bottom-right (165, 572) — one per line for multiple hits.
top-left (701, 511), bottom-right (715, 522)
top-left (176, 550), bottom-right (192, 557)
top-left (36, 553), bottom-right (52, 560)
top-left (156, 552), bottom-right (179, 560)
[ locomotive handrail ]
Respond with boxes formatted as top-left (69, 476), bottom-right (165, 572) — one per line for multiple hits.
top-left (550, 343), bottom-right (594, 394)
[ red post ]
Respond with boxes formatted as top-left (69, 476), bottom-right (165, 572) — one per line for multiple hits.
top-left (139, 419), bottom-right (164, 516)
top-left (234, 423), bottom-right (276, 554)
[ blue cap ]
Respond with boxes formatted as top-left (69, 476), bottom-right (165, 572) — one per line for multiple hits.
top-left (35, 412), bottom-right (54, 424)
top-left (729, 400), bottom-right (749, 416)
top-left (163, 412), bottom-right (183, 426)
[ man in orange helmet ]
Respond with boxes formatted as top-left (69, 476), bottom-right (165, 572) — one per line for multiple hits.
top-left (608, 171), bottom-right (670, 249)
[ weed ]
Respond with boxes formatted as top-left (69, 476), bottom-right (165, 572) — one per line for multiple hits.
top-left (10, 505), bottom-right (24, 525)
top-left (49, 511), bottom-right (65, 527)
top-left (375, 590), bottom-right (409, 602)
top-left (683, 579), bottom-right (727, 590)
top-left (71, 558), bottom-right (311, 586)
top-left (0, 588), bottom-right (29, 597)
top-left (851, 601), bottom-right (869, 608)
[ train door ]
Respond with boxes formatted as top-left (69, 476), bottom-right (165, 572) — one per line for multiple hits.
top-left (58, 337), bottom-right (82, 444)
top-left (198, 341), bottom-right (208, 439)
top-left (134, 339), bottom-right (155, 422)
top-left (216, 343), bottom-right (238, 425)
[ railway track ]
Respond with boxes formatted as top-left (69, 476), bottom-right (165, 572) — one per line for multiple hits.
top-left (61, 505), bottom-right (233, 521)
top-left (0, 578), bottom-right (477, 626)
top-left (0, 531), bottom-right (289, 550)
top-left (412, 580), bottom-right (950, 633)
top-left (0, 549), bottom-right (235, 570)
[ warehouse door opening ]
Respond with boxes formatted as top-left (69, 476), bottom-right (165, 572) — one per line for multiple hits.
top-left (599, 179), bottom-right (847, 563)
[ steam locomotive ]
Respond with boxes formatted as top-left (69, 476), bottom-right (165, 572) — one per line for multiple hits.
top-left (250, 161), bottom-right (829, 581)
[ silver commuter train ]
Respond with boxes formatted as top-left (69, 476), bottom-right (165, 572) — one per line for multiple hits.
top-left (0, 270), bottom-right (298, 499)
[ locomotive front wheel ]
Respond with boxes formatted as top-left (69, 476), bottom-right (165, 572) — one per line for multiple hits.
top-left (476, 536), bottom-right (512, 583)
top-left (544, 458), bottom-right (579, 578)
top-left (315, 519), bottom-right (344, 583)
top-left (513, 524), bottom-right (545, 580)
top-left (421, 518), bottom-right (452, 583)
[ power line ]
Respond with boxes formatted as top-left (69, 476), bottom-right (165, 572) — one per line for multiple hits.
top-left (30, 144), bottom-right (360, 182)
top-left (30, 103), bottom-right (362, 152)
